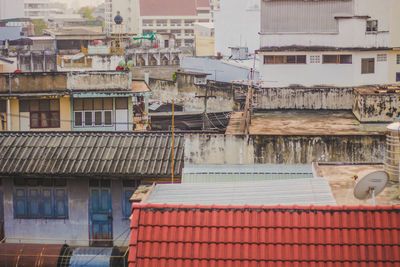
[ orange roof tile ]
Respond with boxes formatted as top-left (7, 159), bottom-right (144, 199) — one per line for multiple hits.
top-left (129, 204), bottom-right (400, 266)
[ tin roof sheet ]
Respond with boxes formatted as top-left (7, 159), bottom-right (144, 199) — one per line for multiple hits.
top-left (0, 132), bottom-right (183, 177)
top-left (145, 179), bottom-right (336, 206)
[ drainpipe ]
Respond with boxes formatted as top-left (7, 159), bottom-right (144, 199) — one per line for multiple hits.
top-left (6, 73), bottom-right (11, 131)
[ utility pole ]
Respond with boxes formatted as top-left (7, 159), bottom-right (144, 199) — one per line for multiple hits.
top-left (195, 85), bottom-right (216, 130)
top-left (171, 101), bottom-right (174, 184)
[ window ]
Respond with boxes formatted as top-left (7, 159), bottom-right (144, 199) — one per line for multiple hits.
top-left (397, 54), bottom-right (400, 64)
top-left (310, 55), bottom-right (320, 64)
top-left (122, 180), bottom-right (139, 218)
top-left (263, 55), bottom-right (307, 64)
top-left (322, 55), bottom-right (352, 64)
top-left (73, 98), bottom-right (114, 127)
top-left (13, 178), bottom-right (68, 219)
top-left (396, 73), bottom-right (400, 82)
top-left (377, 54), bottom-right (387, 62)
top-left (366, 20), bottom-right (378, 32)
top-left (20, 99), bottom-right (60, 128)
top-left (361, 58), bottom-right (375, 74)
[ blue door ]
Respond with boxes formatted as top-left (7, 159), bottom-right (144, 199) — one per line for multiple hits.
top-left (89, 185), bottom-right (113, 247)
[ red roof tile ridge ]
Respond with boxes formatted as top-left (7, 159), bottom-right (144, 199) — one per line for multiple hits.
top-left (131, 203), bottom-right (400, 211)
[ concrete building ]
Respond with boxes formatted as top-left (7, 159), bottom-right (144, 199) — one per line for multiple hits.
top-left (106, 0), bottom-right (211, 48)
top-left (0, 132), bottom-right (184, 246)
top-left (24, 0), bottom-right (52, 20)
top-left (258, 0), bottom-right (400, 87)
top-left (0, 0), bottom-right (24, 20)
top-left (194, 22), bottom-right (214, 56)
top-left (209, 0), bottom-right (220, 22)
top-left (214, 0), bottom-right (260, 56)
top-left (0, 71), bottom-right (151, 132)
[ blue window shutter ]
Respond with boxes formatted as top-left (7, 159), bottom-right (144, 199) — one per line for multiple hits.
top-left (123, 189), bottom-right (134, 218)
top-left (54, 189), bottom-right (68, 218)
top-left (28, 188), bottom-right (41, 218)
top-left (14, 189), bottom-right (27, 218)
top-left (42, 189), bottom-right (53, 218)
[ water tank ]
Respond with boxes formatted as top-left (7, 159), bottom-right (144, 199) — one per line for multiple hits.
top-left (385, 122), bottom-right (400, 181)
top-left (114, 11), bottom-right (123, 25)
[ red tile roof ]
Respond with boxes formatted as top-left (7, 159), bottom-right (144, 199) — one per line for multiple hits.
top-left (129, 204), bottom-right (400, 267)
top-left (140, 0), bottom-right (209, 16)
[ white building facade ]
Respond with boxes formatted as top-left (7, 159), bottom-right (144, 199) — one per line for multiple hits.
top-left (106, 0), bottom-right (210, 47)
top-left (214, 0), bottom-right (260, 57)
top-left (259, 0), bottom-right (400, 87)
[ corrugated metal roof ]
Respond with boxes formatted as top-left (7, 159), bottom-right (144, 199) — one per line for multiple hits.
top-left (69, 247), bottom-right (119, 267)
top-left (182, 164), bottom-right (314, 183)
top-left (128, 204), bottom-right (400, 267)
top-left (145, 179), bottom-right (336, 206)
top-left (0, 26), bottom-right (22, 41)
top-left (0, 132), bottom-right (183, 177)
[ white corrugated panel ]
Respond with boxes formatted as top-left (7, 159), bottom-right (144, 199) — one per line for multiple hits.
top-left (261, 0), bottom-right (354, 33)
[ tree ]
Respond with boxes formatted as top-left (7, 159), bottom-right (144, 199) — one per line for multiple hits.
top-left (77, 7), bottom-right (95, 20)
top-left (32, 19), bottom-right (47, 35)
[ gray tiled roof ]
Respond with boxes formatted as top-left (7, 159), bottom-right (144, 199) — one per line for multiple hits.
top-left (0, 132), bottom-right (183, 177)
top-left (0, 27), bottom-right (22, 41)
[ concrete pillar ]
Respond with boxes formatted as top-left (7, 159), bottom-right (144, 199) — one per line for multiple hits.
top-left (6, 99), bottom-right (11, 131)
top-left (30, 53), bottom-right (34, 71)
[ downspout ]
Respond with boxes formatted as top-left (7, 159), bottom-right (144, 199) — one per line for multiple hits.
top-left (6, 73), bottom-right (11, 131)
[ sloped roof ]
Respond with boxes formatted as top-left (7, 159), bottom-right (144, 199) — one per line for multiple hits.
top-left (182, 164), bottom-right (314, 183)
top-left (128, 204), bottom-right (400, 266)
top-left (140, 0), bottom-right (209, 16)
top-left (0, 26), bottom-right (22, 41)
top-left (145, 179), bottom-right (336, 206)
top-left (0, 132), bottom-right (183, 177)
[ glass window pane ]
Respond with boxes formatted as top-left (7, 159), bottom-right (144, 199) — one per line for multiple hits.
top-left (286, 56), bottom-right (296, 64)
top-left (104, 111), bottom-right (112, 126)
top-left (323, 55), bottom-right (338, 64)
top-left (50, 112), bottom-right (60, 127)
top-left (340, 55), bottom-right (352, 64)
top-left (75, 112), bottom-right (82, 126)
top-left (264, 56), bottom-right (274, 64)
top-left (39, 100), bottom-right (50, 111)
top-left (30, 100), bottom-right (39, 111)
top-left (296, 55), bottom-right (307, 64)
top-left (56, 200), bottom-right (66, 217)
top-left (95, 111), bottom-right (102, 125)
top-left (84, 99), bottom-right (93, 110)
top-left (94, 98), bottom-right (103, 110)
top-left (16, 200), bottom-right (26, 217)
top-left (30, 112), bottom-right (40, 128)
top-left (41, 112), bottom-right (49, 128)
top-left (50, 100), bottom-right (60, 111)
top-left (103, 98), bottom-right (113, 110)
top-left (274, 56), bottom-right (284, 64)
top-left (85, 112), bottom-right (93, 126)
top-left (74, 99), bottom-right (83, 111)
top-left (116, 98), bottom-right (128, 109)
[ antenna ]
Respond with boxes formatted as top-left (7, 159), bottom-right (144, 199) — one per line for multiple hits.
top-left (353, 171), bottom-right (388, 205)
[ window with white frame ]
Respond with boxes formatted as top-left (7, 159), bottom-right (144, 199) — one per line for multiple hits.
top-left (73, 98), bottom-right (113, 127)
top-left (310, 55), bottom-right (320, 64)
top-left (377, 54), bottom-right (387, 62)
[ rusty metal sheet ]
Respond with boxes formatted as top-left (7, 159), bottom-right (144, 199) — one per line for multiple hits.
top-left (0, 243), bottom-right (68, 267)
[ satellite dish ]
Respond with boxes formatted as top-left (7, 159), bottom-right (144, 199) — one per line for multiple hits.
top-left (354, 171), bottom-right (388, 205)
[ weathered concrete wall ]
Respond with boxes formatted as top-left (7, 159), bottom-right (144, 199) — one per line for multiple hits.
top-left (130, 65), bottom-right (180, 80)
top-left (149, 76), bottom-right (235, 112)
top-left (184, 134), bottom-right (385, 165)
top-left (0, 72), bottom-right (67, 93)
top-left (3, 177), bottom-right (132, 246)
top-left (255, 87), bottom-right (353, 110)
top-left (184, 134), bottom-right (255, 164)
top-left (253, 135), bottom-right (386, 164)
top-left (67, 71), bottom-right (131, 91)
top-left (58, 55), bottom-right (124, 72)
top-left (353, 90), bottom-right (400, 122)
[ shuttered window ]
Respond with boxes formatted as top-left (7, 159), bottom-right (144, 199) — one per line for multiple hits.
top-left (13, 179), bottom-right (68, 219)
top-left (263, 55), bottom-right (307, 64)
top-left (361, 58), bottom-right (375, 74)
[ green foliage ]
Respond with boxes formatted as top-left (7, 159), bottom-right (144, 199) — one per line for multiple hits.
top-left (32, 19), bottom-right (47, 35)
top-left (77, 6), bottom-right (95, 20)
top-left (172, 73), bottom-right (177, 82)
